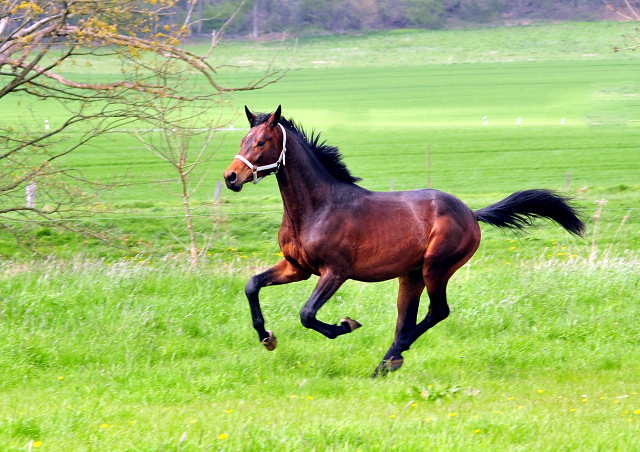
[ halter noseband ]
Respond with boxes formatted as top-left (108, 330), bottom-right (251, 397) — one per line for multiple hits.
top-left (234, 123), bottom-right (288, 184)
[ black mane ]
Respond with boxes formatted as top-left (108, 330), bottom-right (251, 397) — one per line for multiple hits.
top-left (253, 113), bottom-right (361, 184)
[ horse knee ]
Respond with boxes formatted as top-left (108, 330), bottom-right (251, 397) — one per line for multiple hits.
top-left (299, 307), bottom-right (315, 329)
top-left (245, 276), bottom-right (261, 298)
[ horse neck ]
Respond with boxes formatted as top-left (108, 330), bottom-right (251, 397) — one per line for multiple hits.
top-left (275, 135), bottom-right (337, 220)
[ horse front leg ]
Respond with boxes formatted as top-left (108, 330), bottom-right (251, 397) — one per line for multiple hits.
top-left (299, 270), bottom-right (361, 339)
top-left (245, 259), bottom-right (310, 350)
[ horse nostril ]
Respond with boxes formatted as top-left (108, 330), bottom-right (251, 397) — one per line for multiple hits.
top-left (227, 171), bottom-right (237, 184)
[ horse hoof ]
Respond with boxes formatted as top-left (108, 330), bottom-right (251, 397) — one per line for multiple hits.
top-left (386, 357), bottom-right (404, 371)
top-left (261, 330), bottom-right (277, 351)
top-left (341, 316), bottom-right (362, 332)
top-left (371, 357), bottom-right (404, 378)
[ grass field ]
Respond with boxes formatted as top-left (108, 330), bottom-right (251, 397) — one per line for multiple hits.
top-left (1, 21), bottom-right (640, 450)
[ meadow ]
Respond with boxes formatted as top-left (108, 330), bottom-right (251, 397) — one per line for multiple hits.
top-left (1, 21), bottom-right (640, 450)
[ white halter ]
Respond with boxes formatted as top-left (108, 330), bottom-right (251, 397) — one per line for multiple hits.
top-left (234, 123), bottom-right (287, 184)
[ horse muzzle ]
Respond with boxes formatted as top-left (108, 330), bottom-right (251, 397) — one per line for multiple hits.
top-left (224, 170), bottom-right (244, 192)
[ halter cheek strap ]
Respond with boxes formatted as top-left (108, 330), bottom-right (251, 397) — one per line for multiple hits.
top-left (234, 123), bottom-right (287, 184)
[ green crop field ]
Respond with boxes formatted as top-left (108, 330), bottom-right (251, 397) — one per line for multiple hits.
top-left (1, 21), bottom-right (640, 450)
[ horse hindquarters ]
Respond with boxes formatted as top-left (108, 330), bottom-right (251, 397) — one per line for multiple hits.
top-left (374, 210), bottom-right (480, 376)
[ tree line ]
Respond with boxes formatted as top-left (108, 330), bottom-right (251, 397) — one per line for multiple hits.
top-left (199, 0), bottom-right (608, 36)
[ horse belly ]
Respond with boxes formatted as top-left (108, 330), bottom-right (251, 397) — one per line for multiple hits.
top-left (348, 224), bottom-right (427, 282)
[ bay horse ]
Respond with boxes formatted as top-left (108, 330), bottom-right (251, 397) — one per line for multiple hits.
top-left (224, 106), bottom-right (585, 377)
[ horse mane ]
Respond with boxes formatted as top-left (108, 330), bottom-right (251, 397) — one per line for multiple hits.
top-left (252, 113), bottom-right (361, 184)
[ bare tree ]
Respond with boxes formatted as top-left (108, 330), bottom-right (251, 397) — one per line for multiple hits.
top-left (603, 0), bottom-right (640, 51)
top-left (134, 85), bottom-right (221, 267)
top-left (0, 0), bottom-right (289, 247)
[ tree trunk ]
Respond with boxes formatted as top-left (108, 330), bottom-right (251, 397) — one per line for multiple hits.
top-left (252, 0), bottom-right (259, 39)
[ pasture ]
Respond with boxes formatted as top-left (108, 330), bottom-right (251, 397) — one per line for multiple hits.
top-left (1, 21), bottom-right (640, 450)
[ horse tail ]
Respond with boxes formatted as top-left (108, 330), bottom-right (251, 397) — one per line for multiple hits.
top-left (473, 189), bottom-right (585, 237)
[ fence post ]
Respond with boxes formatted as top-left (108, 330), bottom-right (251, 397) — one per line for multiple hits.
top-left (26, 182), bottom-right (36, 208)
top-left (427, 146), bottom-right (431, 189)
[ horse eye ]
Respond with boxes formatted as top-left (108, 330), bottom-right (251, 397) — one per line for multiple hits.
top-left (257, 140), bottom-right (265, 147)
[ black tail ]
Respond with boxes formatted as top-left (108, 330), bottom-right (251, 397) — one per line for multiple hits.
top-left (474, 189), bottom-right (585, 237)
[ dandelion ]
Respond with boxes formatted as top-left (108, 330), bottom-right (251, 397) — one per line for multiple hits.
top-left (227, 409), bottom-right (234, 413)
top-left (537, 390), bottom-right (544, 394)
top-left (582, 398), bottom-right (587, 403)
top-left (600, 397), bottom-right (605, 399)
top-left (426, 417), bottom-right (433, 421)
top-left (510, 247), bottom-right (516, 250)
top-left (410, 403), bottom-right (417, 407)
top-left (100, 423), bottom-right (109, 428)
top-left (290, 395), bottom-right (298, 399)
top-left (473, 429), bottom-right (480, 434)
top-left (494, 411), bottom-right (500, 414)
top-left (635, 410), bottom-right (640, 415)
top-left (508, 397), bottom-right (514, 400)
top-left (307, 396), bottom-right (314, 400)
top-left (615, 401), bottom-right (620, 404)
top-left (276, 252), bottom-right (284, 256)
top-left (128, 421), bottom-right (135, 424)
top-left (218, 433), bottom-right (228, 440)
top-left (517, 406), bottom-right (523, 409)
top-left (190, 420), bottom-right (197, 424)
top-left (570, 408), bottom-right (577, 412)
top-left (448, 413), bottom-right (456, 417)
top-left (389, 414), bottom-right (396, 418)
top-left (58, 376), bottom-right (64, 380)
top-left (473, 415), bottom-right (478, 419)
top-left (33, 442), bottom-right (42, 448)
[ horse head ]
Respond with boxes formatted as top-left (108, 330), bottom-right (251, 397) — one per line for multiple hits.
top-left (224, 105), bottom-right (285, 191)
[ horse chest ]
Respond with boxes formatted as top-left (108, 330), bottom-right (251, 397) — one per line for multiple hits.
top-left (278, 224), bottom-right (321, 275)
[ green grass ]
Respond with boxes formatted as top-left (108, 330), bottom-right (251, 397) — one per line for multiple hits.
top-left (2, 21), bottom-right (640, 450)
top-left (1, 253), bottom-right (639, 450)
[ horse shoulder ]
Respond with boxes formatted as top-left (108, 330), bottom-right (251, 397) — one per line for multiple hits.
top-left (278, 215), bottom-right (320, 275)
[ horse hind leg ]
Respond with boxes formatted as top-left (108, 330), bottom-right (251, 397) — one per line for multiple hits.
top-left (372, 270), bottom-right (425, 377)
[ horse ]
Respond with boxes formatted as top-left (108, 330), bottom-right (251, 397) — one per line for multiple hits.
top-left (223, 106), bottom-right (585, 377)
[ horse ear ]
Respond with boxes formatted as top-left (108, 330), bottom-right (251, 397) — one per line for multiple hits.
top-left (245, 106), bottom-right (257, 127)
top-left (267, 105), bottom-right (282, 128)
